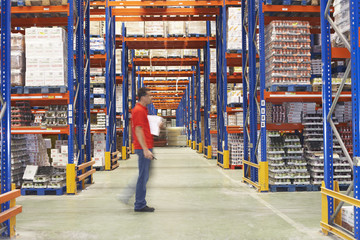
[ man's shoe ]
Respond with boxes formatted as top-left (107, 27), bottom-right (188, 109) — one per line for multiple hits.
top-left (134, 206), bottom-right (155, 212)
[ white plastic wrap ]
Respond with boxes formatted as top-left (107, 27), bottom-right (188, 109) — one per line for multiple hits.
top-left (125, 22), bottom-right (145, 36)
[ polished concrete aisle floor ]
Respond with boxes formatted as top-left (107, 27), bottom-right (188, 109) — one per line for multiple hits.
top-left (17, 147), bottom-right (337, 240)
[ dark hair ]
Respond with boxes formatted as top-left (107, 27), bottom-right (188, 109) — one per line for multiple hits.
top-left (138, 87), bottom-right (150, 101)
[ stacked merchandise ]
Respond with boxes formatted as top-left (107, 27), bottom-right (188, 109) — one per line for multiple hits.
top-left (150, 49), bottom-right (168, 59)
top-left (26, 135), bottom-right (50, 166)
top-left (200, 77), bottom-right (204, 107)
top-left (116, 85), bottom-right (123, 113)
top-left (90, 21), bottom-right (104, 36)
top-left (265, 21), bottom-right (311, 88)
top-left (25, 27), bottom-right (68, 87)
top-left (167, 127), bottom-right (187, 147)
top-left (50, 140), bottom-right (69, 168)
top-left (11, 135), bottom-right (30, 186)
top-left (116, 49), bottom-right (122, 73)
top-left (167, 50), bottom-right (182, 59)
top-left (227, 90), bottom-right (243, 106)
top-left (42, 105), bottom-right (68, 127)
top-left (90, 68), bottom-right (105, 84)
top-left (167, 22), bottom-right (186, 37)
top-left (284, 134), bottom-right (310, 184)
top-left (90, 36), bottom-right (105, 54)
top-left (311, 59), bottom-right (322, 76)
top-left (210, 49), bottom-right (217, 73)
top-left (93, 133), bottom-right (105, 167)
top-left (125, 22), bottom-right (145, 37)
top-left (227, 7), bottom-right (242, 51)
top-left (134, 49), bottom-right (149, 58)
top-left (11, 101), bottom-right (32, 127)
top-left (11, 33), bottom-right (25, 87)
top-left (183, 50), bottom-right (197, 58)
top-left (187, 21), bottom-right (206, 36)
top-left (227, 113), bottom-right (243, 127)
top-left (339, 126), bottom-right (352, 155)
top-left (286, 103), bottom-right (303, 123)
top-left (145, 22), bottom-right (165, 37)
top-left (229, 133), bottom-right (243, 166)
top-left (271, 105), bottom-right (286, 123)
top-left (210, 83), bottom-right (217, 112)
top-left (303, 113), bottom-right (324, 185)
top-left (211, 134), bottom-right (218, 158)
top-left (268, 131), bottom-right (290, 185)
top-left (22, 166), bottom-right (66, 189)
top-left (92, 95), bottom-right (105, 107)
top-left (332, 0), bottom-right (350, 48)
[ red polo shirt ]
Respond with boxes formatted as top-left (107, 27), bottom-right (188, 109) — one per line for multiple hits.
top-left (131, 103), bottom-right (154, 150)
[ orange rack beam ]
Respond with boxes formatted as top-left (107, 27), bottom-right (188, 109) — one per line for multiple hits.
top-left (12, 5), bottom-right (69, 14)
top-left (264, 91), bottom-right (352, 104)
top-left (209, 73), bottom-right (242, 83)
top-left (111, 8), bottom-right (219, 16)
top-left (262, 4), bottom-right (323, 13)
top-left (11, 92), bottom-right (70, 106)
top-left (151, 92), bottom-right (185, 96)
top-left (90, 16), bottom-right (217, 22)
top-left (137, 71), bottom-right (194, 77)
top-left (12, 17), bottom-right (68, 27)
top-left (332, 48), bottom-right (351, 59)
top-left (116, 76), bottom-right (123, 84)
top-left (91, 129), bottom-right (107, 134)
top-left (149, 87), bottom-right (187, 91)
top-left (91, 0), bottom-right (240, 7)
top-left (124, 37), bottom-right (216, 49)
top-left (144, 80), bottom-right (189, 86)
top-left (90, 109), bottom-right (107, 113)
top-left (11, 126), bottom-right (69, 135)
top-left (153, 97), bottom-right (183, 100)
top-left (133, 57), bottom-right (198, 66)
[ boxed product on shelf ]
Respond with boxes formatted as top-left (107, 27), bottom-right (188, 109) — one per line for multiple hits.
top-left (183, 49), bottom-right (197, 58)
top-left (135, 49), bottom-right (149, 58)
top-left (26, 135), bottom-right (50, 166)
top-left (125, 22), bottom-right (145, 36)
top-left (90, 21), bottom-right (105, 36)
top-left (93, 133), bottom-right (105, 167)
top-left (11, 33), bottom-right (25, 86)
top-left (227, 90), bottom-right (243, 105)
top-left (229, 133), bottom-right (243, 166)
top-left (311, 59), bottom-right (322, 75)
top-left (211, 134), bottom-right (218, 157)
top-left (186, 21), bottom-right (206, 36)
top-left (265, 21), bottom-right (311, 88)
top-left (167, 22), bottom-right (186, 37)
top-left (150, 49), bottom-right (167, 58)
top-left (341, 206), bottom-right (354, 232)
top-left (167, 49), bottom-right (182, 58)
top-left (145, 21), bottom-right (165, 37)
top-left (167, 127), bottom-right (187, 147)
top-left (11, 101), bottom-right (32, 127)
top-left (210, 49), bottom-right (217, 73)
top-left (227, 7), bottom-right (242, 50)
top-left (93, 87), bottom-right (106, 94)
top-left (116, 86), bottom-right (123, 113)
top-left (25, 27), bottom-right (68, 87)
top-left (11, 135), bottom-right (31, 186)
top-left (333, 0), bottom-right (350, 34)
top-left (51, 142), bottom-right (69, 168)
top-left (90, 68), bottom-right (104, 76)
top-left (90, 36), bottom-right (105, 53)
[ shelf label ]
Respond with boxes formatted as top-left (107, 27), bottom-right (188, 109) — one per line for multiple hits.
top-left (282, 8), bottom-right (288, 11)
top-left (261, 108), bottom-right (265, 115)
top-left (261, 122), bottom-right (265, 128)
top-left (261, 100), bottom-right (265, 106)
top-left (43, 7), bottom-right (49, 11)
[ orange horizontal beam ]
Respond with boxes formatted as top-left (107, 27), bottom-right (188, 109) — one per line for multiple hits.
top-left (144, 81), bottom-right (189, 86)
top-left (264, 16), bottom-right (320, 26)
top-left (133, 58), bottom-right (198, 66)
top-left (151, 92), bottom-right (185, 96)
top-left (112, 8), bottom-right (219, 16)
top-left (11, 92), bottom-right (69, 106)
top-left (91, 109), bottom-right (107, 113)
top-left (209, 73), bottom-right (242, 83)
top-left (11, 126), bottom-right (70, 135)
top-left (0, 206), bottom-right (22, 225)
top-left (153, 97), bottom-right (183, 100)
top-left (149, 87), bottom-right (187, 90)
top-left (125, 37), bottom-right (216, 49)
top-left (153, 99), bottom-right (181, 102)
top-left (12, 17), bottom-right (68, 27)
top-left (0, 190), bottom-right (21, 205)
top-left (138, 71), bottom-right (194, 77)
top-left (90, 16), bottom-right (216, 22)
top-left (262, 4), bottom-right (323, 13)
top-left (264, 91), bottom-right (351, 104)
top-left (109, 1), bottom-right (223, 7)
top-left (12, 5), bottom-right (69, 14)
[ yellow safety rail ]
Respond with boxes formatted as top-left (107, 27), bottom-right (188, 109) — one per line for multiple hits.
top-left (321, 181), bottom-right (359, 240)
top-left (242, 160), bottom-right (269, 192)
top-left (0, 185), bottom-right (22, 238)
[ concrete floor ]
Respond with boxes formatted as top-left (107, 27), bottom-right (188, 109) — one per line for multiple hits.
top-left (16, 147), bottom-right (338, 240)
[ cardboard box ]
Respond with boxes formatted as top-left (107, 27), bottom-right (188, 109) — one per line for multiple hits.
top-left (61, 145), bottom-right (68, 154)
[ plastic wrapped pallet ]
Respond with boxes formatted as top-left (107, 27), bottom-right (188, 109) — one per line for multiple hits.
top-left (227, 7), bottom-right (242, 50)
top-left (90, 36), bottom-right (105, 53)
top-left (145, 21), bottom-right (165, 37)
top-left (90, 20), bottom-right (105, 37)
top-left (186, 21), bottom-right (207, 36)
top-left (125, 22), bottom-right (145, 36)
top-left (210, 49), bottom-right (217, 73)
top-left (167, 49), bottom-right (182, 58)
top-left (135, 49), bottom-right (149, 58)
top-left (167, 127), bottom-right (187, 147)
top-left (25, 27), bottom-right (68, 87)
top-left (183, 49), bottom-right (197, 58)
top-left (211, 21), bottom-right (216, 37)
top-left (167, 22), bottom-right (186, 37)
top-left (265, 21), bottom-right (311, 87)
top-left (150, 49), bottom-right (167, 58)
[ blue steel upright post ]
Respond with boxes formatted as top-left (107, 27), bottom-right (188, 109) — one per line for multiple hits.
top-left (241, 0), bottom-right (249, 182)
top-left (248, 0), bottom-right (258, 181)
top-left (258, 0), bottom-right (268, 190)
top-left (320, 0), bottom-right (334, 222)
top-left (196, 49), bottom-right (202, 153)
top-left (204, 21), bottom-right (211, 159)
top-left (84, 0), bottom-right (92, 183)
top-left (66, 0), bottom-right (76, 194)
top-left (191, 67), bottom-right (195, 150)
top-left (1, 0), bottom-right (11, 235)
top-left (216, 14), bottom-right (222, 164)
top-left (122, 24), bottom-right (130, 160)
top-left (131, 50), bottom-right (136, 109)
top-left (350, 0), bottom-right (360, 237)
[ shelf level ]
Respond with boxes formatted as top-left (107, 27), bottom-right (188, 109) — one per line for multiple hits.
top-left (133, 57), bottom-right (198, 66)
top-left (124, 37), bottom-right (216, 49)
top-left (138, 71), bottom-right (194, 77)
top-left (11, 126), bottom-right (69, 135)
top-left (144, 80), bottom-right (189, 86)
top-left (264, 91), bottom-right (351, 103)
top-left (11, 92), bottom-right (69, 106)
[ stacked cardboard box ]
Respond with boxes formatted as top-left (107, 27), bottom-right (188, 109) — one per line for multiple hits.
top-left (229, 133), bottom-right (243, 165)
top-left (26, 135), bottom-right (50, 166)
top-left (11, 33), bottom-right (25, 86)
top-left (227, 7), bottom-right (242, 50)
top-left (187, 21), bottom-right (206, 36)
top-left (167, 22), bottom-right (186, 37)
top-left (11, 135), bottom-right (30, 186)
top-left (93, 133), bottom-right (106, 167)
top-left (25, 27), bottom-right (68, 87)
top-left (145, 22), bottom-right (165, 37)
top-left (90, 36), bottom-right (105, 53)
top-left (125, 22), bottom-right (145, 36)
top-left (167, 127), bottom-right (187, 147)
top-left (51, 140), bottom-right (69, 168)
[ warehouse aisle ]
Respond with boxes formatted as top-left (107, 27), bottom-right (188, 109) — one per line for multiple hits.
top-left (17, 148), bottom-right (334, 240)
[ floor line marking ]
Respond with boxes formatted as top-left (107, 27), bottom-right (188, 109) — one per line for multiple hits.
top-left (199, 155), bottom-right (318, 239)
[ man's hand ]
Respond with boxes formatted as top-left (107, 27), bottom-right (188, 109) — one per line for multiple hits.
top-left (144, 149), bottom-right (154, 160)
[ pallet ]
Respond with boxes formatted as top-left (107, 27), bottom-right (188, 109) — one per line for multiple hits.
top-left (11, 86), bottom-right (24, 94)
top-left (227, 103), bottom-right (243, 108)
top-left (146, 35), bottom-right (164, 38)
top-left (168, 34), bottom-right (185, 38)
top-left (127, 35), bottom-right (144, 38)
top-left (90, 104), bottom-right (106, 109)
top-left (229, 164), bottom-right (243, 170)
top-left (269, 184), bottom-right (313, 192)
top-left (24, 86), bottom-right (67, 94)
top-left (90, 93), bottom-right (106, 98)
top-left (312, 184), bottom-right (350, 191)
top-left (90, 49), bottom-right (106, 55)
top-left (188, 34), bottom-right (206, 37)
top-left (265, 0), bottom-right (308, 5)
top-left (25, 0), bottom-right (67, 6)
top-left (267, 84), bottom-right (312, 92)
top-left (227, 49), bottom-right (242, 54)
top-left (21, 186), bottom-right (66, 196)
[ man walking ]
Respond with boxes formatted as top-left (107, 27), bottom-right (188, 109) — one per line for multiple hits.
top-left (131, 87), bottom-right (155, 212)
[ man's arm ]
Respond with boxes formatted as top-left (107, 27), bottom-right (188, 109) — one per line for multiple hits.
top-left (135, 126), bottom-right (153, 159)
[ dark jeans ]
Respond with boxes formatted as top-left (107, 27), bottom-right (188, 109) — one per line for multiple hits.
top-left (134, 149), bottom-right (152, 210)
